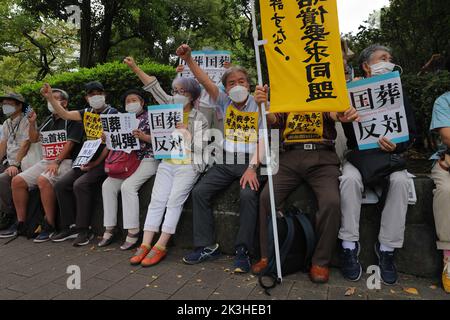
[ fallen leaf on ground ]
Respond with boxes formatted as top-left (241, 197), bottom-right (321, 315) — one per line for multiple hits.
top-left (403, 287), bottom-right (419, 295)
top-left (429, 285), bottom-right (438, 290)
top-left (103, 248), bottom-right (115, 252)
top-left (390, 289), bottom-right (396, 294)
top-left (177, 275), bottom-right (182, 278)
top-left (224, 268), bottom-right (230, 272)
top-left (151, 275), bottom-right (158, 279)
top-left (345, 287), bottom-right (356, 296)
top-left (196, 279), bottom-right (202, 283)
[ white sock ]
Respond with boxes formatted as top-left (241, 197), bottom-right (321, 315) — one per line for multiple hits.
top-left (342, 241), bottom-right (356, 250)
top-left (380, 244), bottom-right (394, 252)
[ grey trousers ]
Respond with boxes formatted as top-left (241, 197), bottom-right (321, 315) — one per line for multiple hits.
top-left (192, 160), bottom-right (265, 253)
top-left (338, 161), bottom-right (409, 248)
top-left (0, 164), bottom-right (15, 216)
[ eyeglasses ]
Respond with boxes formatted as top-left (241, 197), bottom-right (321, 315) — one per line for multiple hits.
top-left (171, 88), bottom-right (187, 95)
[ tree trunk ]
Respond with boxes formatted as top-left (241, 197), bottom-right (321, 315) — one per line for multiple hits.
top-left (96, 0), bottom-right (117, 64)
top-left (79, 0), bottom-right (94, 68)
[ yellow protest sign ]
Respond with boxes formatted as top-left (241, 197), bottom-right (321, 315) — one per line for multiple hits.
top-left (283, 112), bottom-right (324, 143)
top-left (260, 0), bottom-right (349, 113)
top-left (224, 106), bottom-right (259, 144)
top-left (83, 111), bottom-right (103, 140)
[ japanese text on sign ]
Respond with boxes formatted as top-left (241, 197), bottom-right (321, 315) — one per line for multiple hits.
top-left (347, 71), bottom-right (410, 150)
top-left (101, 114), bottom-right (140, 153)
top-left (179, 50), bottom-right (231, 86)
top-left (40, 130), bottom-right (67, 161)
top-left (224, 106), bottom-right (259, 144)
top-left (260, 0), bottom-right (349, 113)
top-left (148, 104), bottom-right (185, 160)
top-left (72, 139), bottom-right (102, 168)
top-left (283, 112), bottom-right (324, 143)
top-left (83, 112), bottom-right (103, 140)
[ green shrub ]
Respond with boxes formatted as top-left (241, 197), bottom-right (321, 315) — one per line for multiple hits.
top-left (15, 61), bottom-right (176, 122)
top-left (402, 71), bottom-right (450, 150)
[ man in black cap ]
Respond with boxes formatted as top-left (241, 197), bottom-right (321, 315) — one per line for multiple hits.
top-left (41, 82), bottom-right (118, 246)
top-left (0, 93), bottom-right (31, 231)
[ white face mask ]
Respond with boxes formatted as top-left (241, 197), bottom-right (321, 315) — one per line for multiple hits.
top-left (173, 94), bottom-right (190, 107)
top-left (228, 85), bottom-right (249, 103)
top-left (126, 102), bottom-right (143, 114)
top-left (88, 95), bottom-right (106, 110)
top-left (2, 104), bottom-right (16, 116)
top-left (47, 102), bottom-right (56, 114)
top-left (370, 61), bottom-right (396, 76)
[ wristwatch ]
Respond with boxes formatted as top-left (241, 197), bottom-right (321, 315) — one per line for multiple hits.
top-left (248, 164), bottom-right (259, 171)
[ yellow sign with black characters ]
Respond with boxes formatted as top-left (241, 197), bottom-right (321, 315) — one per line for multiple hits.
top-left (260, 0), bottom-right (349, 113)
top-left (283, 112), bottom-right (324, 143)
top-left (224, 106), bottom-right (259, 144)
top-left (83, 111), bottom-right (103, 140)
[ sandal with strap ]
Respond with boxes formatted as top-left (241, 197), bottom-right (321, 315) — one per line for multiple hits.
top-left (120, 231), bottom-right (140, 251)
top-left (98, 229), bottom-right (115, 248)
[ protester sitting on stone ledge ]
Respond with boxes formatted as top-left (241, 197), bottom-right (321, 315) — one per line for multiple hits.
top-left (99, 89), bottom-right (159, 251)
top-left (125, 55), bottom-right (210, 267)
top-left (338, 44), bottom-right (418, 286)
top-left (429, 90), bottom-right (450, 294)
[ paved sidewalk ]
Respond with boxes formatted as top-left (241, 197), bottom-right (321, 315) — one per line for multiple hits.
top-left (0, 236), bottom-right (448, 300)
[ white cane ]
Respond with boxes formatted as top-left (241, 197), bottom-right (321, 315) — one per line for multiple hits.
top-left (250, 0), bottom-right (283, 283)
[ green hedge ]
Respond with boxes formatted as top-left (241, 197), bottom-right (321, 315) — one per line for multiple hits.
top-left (402, 71), bottom-right (450, 150)
top-left (15, 61), bottom-right (177, 122)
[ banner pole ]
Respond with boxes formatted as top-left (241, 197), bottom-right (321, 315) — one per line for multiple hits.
top-left (250, 0), bottom-right (282, 283)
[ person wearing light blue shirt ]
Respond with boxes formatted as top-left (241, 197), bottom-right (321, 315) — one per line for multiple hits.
top-left (429, 91), bottom-right (450, 293)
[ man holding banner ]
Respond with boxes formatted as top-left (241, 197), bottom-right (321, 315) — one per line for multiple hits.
top-left (255, 0), bottom-right (359, 283)
top-left (41, 82), bottom-right (118, 247)
top-left (338, 45), bottom-right (417, 285)
top-left (6, 89), bottom-right (83, 242)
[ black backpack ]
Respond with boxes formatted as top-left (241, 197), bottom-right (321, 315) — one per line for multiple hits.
top-left (259, 206), bottom-right (316, 295)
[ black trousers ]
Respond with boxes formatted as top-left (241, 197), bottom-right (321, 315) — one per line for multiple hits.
top-left (54, 164), bottom-right (106, 230)
top-left (192, 155), bottom-right (266, 253)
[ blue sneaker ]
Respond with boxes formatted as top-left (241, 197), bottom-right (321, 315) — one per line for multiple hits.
top-left (0, 221), bottom-right (21, 239)
top-left (183, 243), bottom-right (220, 265)
top-left (340, 242), bottom-right (362, 281)
top-left (233, 246), bottom-right (251, 273)
top-left (375, 242), bottom-right (398, 285)
top-left (34, 230), bottom-right (54, 243)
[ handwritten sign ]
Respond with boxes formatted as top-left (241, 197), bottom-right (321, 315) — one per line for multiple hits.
top-left (40, 130), bottom-right (67, 161)
top-left (224, 106), bottom-right (259, 144)
top-left (101, 114), bottom-right (139, 153)
top-left (260, 0), bottom-right (349, 113)
top-left (148, 104), bottom-right (185, 160)
top-left (83, 111), bottom-right (103, 140)
top-left (72, 139), bottom-right (102, 168)
top-left (283, 112), bottom-right (324, 143)
top-left (347, 71), bottom-right (410, 150)
top-left (179, 50), bottom-right (231, 85)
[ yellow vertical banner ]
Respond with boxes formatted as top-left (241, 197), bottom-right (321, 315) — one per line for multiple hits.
top-left (260, 0), bottom-right (349, 113)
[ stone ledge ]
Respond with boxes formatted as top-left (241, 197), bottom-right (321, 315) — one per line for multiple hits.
top-left (90, 175), bottom-right (441, 278)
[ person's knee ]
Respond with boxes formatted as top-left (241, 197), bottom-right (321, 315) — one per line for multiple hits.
top-left (192, 182), bottom-right (208, 201)
top-left (12, 175), bottom-right (28, 190)
top-left (121, 180), bottom-right (138, 195)
top-left (390, 171), bottom-right (409, 188)
top-left (37, 175), bottom-right (52, 190)
top-left (339, 171), bottom-right (362, 189)
top-left (240, 187), bottom-right (258, 203)
top-left (73, 178), bottom-right (88, 194)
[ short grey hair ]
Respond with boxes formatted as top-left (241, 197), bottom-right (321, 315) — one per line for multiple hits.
top-left (359, 44), bottom-right (392, 74)
top-left (172, 77), bottom-right (202, 102)
top-left (221, 66), bottom-right (251, 88)
top-left (52, 88), bottom-right (69, 101)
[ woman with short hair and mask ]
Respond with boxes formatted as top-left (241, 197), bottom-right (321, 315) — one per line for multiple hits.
top-left (41, 81), bottom-right (119, 247)
top-left (338, 44), bottom-right (417, 286)
top-left (99, 89), bottom-right (159, 250)
top-left (125, 56), bottom-right (209, 267)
